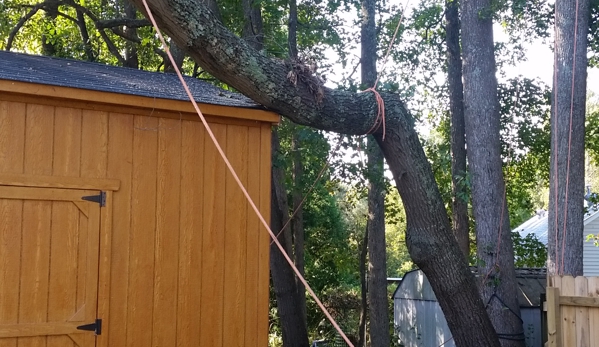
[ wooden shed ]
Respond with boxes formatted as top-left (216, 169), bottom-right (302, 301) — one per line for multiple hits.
top-left (0, 51), bottom-right (278, 347)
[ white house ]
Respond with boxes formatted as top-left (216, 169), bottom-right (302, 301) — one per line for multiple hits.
top-left (515, 207), bottom-right (599, 276)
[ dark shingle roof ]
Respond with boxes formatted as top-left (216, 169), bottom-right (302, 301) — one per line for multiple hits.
top-left (0, 51), bottom-right (261, 109)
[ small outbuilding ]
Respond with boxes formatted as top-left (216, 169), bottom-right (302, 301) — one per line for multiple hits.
top-left (0, 51), bottom-right (278, 346)
top-left (393, 268), bottom-right (546, 347)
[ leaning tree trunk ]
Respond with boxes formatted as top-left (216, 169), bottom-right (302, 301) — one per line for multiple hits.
top-left (548, 0), bottom-right (589, 277)
top-left (129, 0), bottom-right (502, 345)
top-left (361, 0), bottom-right (389, 346)
top-left (445, 0), bottom-right (469, 258)
top-left (461, 0), bottom-right (523, 346)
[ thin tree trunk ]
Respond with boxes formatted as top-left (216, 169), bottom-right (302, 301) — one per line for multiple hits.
top-left (357, 224), bottom-right (368, 347)
top-left (270, 130), bottom-right (310, 347)
top-left (123, 1), bottom-right (139, 68)
top-left (242, 0), bottom-right (264, 50)
top-left (548, 0), bottom-right (589, 276)
top-left (76, 9), bottom-right (95, 61)
top-left (461, 1), bottom-right (523, 346)
top-left (361, 0), bottom-right (389, 345)
top-left (288, 0), bottom-right (298, 59)
top-left (445, 0), bottom-right (469, 258)
top-left (164, 41), bottom-right (186, 73)
top-left (291, 132), bottom-right (307, 329)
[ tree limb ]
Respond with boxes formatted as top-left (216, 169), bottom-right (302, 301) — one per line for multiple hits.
top-left (76, 8), bottom-right (96, 61)
top-left (96, 18), bottom-right (151, 29)
top-left (6, 3), bottom-right (45, 50)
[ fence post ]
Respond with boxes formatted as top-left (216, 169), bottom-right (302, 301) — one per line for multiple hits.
top-left (546, 287), bottom-right (561, 347)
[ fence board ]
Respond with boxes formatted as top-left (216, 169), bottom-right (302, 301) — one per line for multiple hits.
top-left (547, 276), bottom-right (599, 347)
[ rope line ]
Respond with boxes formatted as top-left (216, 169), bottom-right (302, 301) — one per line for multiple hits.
top-left (139, 2), bottom-right (354, 346)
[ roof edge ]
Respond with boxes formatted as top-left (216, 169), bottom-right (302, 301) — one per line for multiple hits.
top-left (0, 79), bottom-right (280, 124)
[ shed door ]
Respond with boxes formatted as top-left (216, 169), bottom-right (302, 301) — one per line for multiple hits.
top-left (0, 186), bottom-right (102, 347)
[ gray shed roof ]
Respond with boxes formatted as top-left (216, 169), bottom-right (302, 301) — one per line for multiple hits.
top-left (0, 51), bottom-right (261, 109)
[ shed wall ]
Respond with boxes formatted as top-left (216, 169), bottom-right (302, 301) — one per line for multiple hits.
top-left (393, 298), bottom-right (454, 347)
top-left (0, 98), bottom-right (272, 346)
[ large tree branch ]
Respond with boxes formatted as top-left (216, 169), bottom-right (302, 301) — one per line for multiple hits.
top-left (127, 0), bottom-right (501, 346)
top-left (131, 0), bottom-right (382, 135)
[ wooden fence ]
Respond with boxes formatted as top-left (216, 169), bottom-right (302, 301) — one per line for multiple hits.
top-left (545, 276), bottom-right (599, 347)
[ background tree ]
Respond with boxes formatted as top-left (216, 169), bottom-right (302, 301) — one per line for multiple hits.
top-left (360, 0), bottom-right (390, 345)
top-left (548, 0), bottom-right (590, 276)
top-left (461, 0), bottom-right (523, 345)
top-left (445, 0), bottom-right (469, 257)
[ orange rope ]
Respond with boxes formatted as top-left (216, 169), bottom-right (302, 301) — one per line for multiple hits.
top-left (139, 1), bottom-right (354, 346)
top-left (362, 1), bottom-right (409, 140)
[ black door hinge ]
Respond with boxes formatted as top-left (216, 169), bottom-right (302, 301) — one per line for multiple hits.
top-left (76, 319), bottom-right (102, 335)
top-left (82, 191), bottom-right (106, 207)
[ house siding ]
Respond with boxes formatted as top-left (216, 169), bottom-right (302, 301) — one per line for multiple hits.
top-left (583, 216), bottom-right (599, 276)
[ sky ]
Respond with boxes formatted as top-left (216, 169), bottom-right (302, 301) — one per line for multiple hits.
top-left (496, 27), bottom-right (599, 95)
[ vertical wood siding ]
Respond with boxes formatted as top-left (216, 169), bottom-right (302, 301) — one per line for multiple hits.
top-left (0, 99), bottom-right (272, 347)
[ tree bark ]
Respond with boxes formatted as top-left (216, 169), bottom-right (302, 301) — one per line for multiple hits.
top-left (445, 0), bottom-right (469, 259)
top-left (549, 0), bottom-right (589, 276)
top-left (129, 0), bottom-right (502, 345)
top-left (270, 130), bottom-right (310, 347)
top-left (461, 1), bottom-right (523, 346)
top-left (361, 0), bottom-right (389, 344)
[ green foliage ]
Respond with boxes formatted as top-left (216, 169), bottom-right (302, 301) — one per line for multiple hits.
top-left (511, 231), bottom-right (547, 267)
top-left (588, 0), bottom-right (599, 67)
top-left (499, 78), bottom-right (551, 226)
top-left (586, 233), bottom-right (599, 247)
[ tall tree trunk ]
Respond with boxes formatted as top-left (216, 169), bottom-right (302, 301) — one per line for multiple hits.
top-left (549, 0), bottom-right (589, 276)
top-left (357, 224), bottom-right (368, 347)
top-left (130, 1), bottom-right (503, 345)
top-left (287, 0), bottom-right (308, 335)
top-left (242, 0), bottom-right (264, 50)
top-left (291, 132), bottom-right (307, 329)
top-left (361, 0), bottom-right (389, 346)
top-left (445, 0), bottom-right (469, 259)
top-left (288, 0), bottom-right (298, 59)
top-left (461, 1), bottom-right (523, 346)
top-left (123, 1), bottom-right (139, 68)
top-left (270, 131), bottom-right (310, 347)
